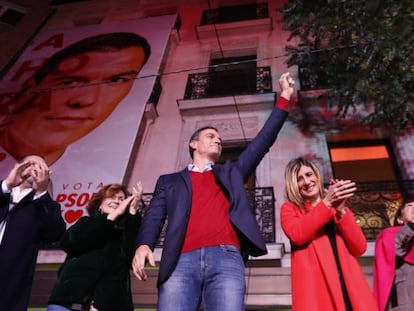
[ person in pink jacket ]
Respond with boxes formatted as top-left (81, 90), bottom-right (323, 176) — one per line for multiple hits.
top-left (373, 197), bottom-right (414, 311)
top-left (281, 157), bottom-right (378, 311)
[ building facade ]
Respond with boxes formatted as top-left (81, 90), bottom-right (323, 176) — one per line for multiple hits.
top-left (1, 0), bottom-right (414, 309)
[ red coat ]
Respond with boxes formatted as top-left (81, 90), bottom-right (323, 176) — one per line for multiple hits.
top-left (281, 201), bottom-right (378, 311)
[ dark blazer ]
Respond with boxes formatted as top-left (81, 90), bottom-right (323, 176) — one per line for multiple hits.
top-left (137, 105), bottom-right (288, 287)
top-left (0, 186), bottom-right (65, 311)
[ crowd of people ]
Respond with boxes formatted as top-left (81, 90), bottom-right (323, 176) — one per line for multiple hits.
top-left (1, 71), bottom-right (412, 311)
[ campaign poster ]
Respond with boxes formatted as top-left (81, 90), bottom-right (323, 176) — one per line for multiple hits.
top-left (0, 15), bottom-right (176, 227)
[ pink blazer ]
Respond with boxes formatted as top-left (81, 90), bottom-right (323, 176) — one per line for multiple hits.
top-left (373, 226), bottom-right (414, 311)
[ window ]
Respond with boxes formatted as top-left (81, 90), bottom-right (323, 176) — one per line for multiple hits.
top-left (209, 55), bottom-right (257, 97)
top-left (328, 140), bottom-right (402, 240)
top-left (329, 141), bottom-right (399, 182)
top-left (183, 55), bottom-right (272, 100)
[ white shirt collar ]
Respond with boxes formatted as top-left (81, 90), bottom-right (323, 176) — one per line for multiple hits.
top-left (188, 161), bottom-right (214, 172)
top-left (11, 187), bottom-right (32, 204)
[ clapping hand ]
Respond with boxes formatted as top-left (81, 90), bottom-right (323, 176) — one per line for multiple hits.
top-left (323, 179), bottom-right (356, 214)
top-left (5, 161), bottom-right (33, 189)
top-left (5, 156), bottom-right (51, 194)
top-left (129, 181), bottom-right (143, 215)
top-left (30, 159), bottom-right (51, 195)
top-left (105, 182), bottom-right (143, 221)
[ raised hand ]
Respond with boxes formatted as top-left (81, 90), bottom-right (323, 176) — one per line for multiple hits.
top-left (278, 72), bottom-right (295, 100)
top-left (129, 181), bottom-right (143, 215)
top-left (30, 158), bottom-right (51, 195)
top-left (5, 161), bottom-right (33, 189)
top-left (106, 194), bottom-right (135, 221)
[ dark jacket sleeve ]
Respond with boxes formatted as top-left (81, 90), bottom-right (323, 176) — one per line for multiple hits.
top-left (0, 182), bottom-right (11, 222)
top-left (236, 106), bottom-right (288, 180)
top-left (136, 176), bottom-right (170, 250)
top-left (35, 192), bottom-right (66, 244)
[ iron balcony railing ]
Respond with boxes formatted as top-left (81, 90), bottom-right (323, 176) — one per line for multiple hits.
top-left (348, 179), bottom-right (414, 241)
top-left (183, 66), bottom-right (272, 100)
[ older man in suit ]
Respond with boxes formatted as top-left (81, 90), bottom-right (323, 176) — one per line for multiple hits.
top-left (0, 155), bottom-right (65, 311)
top-left (133, 72), bottom-right (295, 311)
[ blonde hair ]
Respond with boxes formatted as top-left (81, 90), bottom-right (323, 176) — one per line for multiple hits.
top-left (284, 157), bottom-right (324, 209)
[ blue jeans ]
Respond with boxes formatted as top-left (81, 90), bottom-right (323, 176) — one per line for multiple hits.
top-left (157, 245), bottom-right (245, 311)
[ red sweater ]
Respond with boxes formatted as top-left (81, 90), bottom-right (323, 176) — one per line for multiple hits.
top-left (181, 171), bottom-right (240, 253)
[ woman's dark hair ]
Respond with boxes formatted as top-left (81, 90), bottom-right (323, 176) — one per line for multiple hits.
top-left (86, 183), bottom-right (128, 215)
top-left (393, 196), bottom-right (414, 226)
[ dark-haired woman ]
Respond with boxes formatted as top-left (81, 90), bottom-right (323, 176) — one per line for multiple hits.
top-left (47, 182), bottom-right (143, 311)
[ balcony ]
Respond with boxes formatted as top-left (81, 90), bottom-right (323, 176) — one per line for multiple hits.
top-left (183, 66), bottom-right (272, 100)
top-left (178, 66), bottom-right (274, 115)
top-left (350, 179), bottom-right (414, 241)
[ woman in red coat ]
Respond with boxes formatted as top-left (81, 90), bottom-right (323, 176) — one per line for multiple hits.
top-left (281, 157), bottom-right (378, 311)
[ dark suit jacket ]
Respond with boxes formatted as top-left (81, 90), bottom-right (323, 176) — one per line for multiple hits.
top-left (137, 104), bottom-right (288, 287)
top-left (0, 185), bottom-right (66, 311)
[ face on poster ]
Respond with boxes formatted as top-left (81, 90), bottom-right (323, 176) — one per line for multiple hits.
top-left (0, 15), bottom-right (176, 226)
